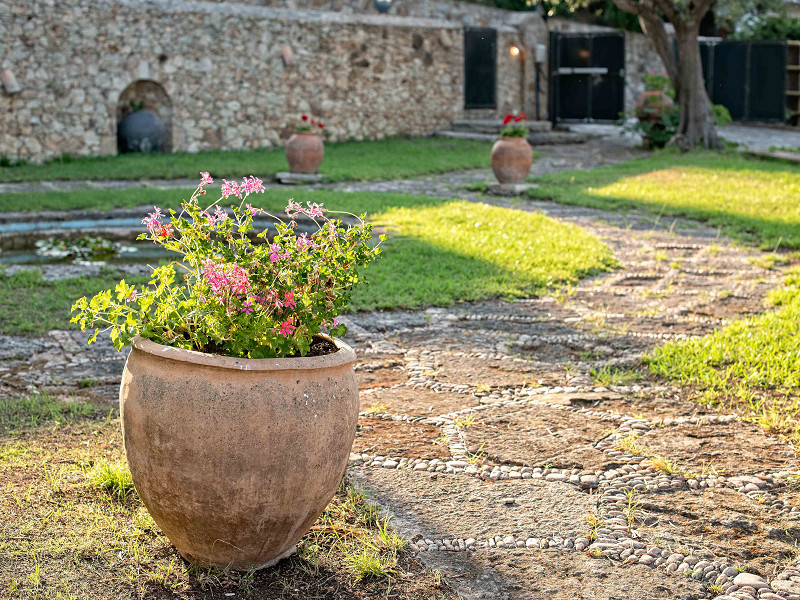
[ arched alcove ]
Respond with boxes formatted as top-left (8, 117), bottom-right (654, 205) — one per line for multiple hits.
top-left (116, 80), bottom-right (173, 153)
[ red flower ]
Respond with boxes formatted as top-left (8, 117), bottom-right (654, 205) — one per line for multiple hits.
top-left (301, 114), bottom-right (308, 121)
top-left (310, 119), bottom-right (316, 125)
top-left (318, 122), bottom-right (325, 129)
top-left (514, 117), bottom-right (521, 122)
top-left (519, 111), bottom-right (528, 120)
top-left (502, 114), bottom-right (513, 125)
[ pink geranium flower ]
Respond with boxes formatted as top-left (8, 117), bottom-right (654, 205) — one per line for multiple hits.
top-left (278, 318), bottom-right (296, 338)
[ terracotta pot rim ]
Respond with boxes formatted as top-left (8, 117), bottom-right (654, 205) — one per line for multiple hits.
top-left (496, 135), bottom-right (530, 142)
top-left (131, 335), bottom-right (356, 372)
top-left (292, 130), bottom-right (321, 136)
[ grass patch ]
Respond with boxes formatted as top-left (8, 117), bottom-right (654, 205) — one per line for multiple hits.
top-left (86, 461), bottom-right (136, 501)
top-left (590, 365), bottom-right (642, 387)
top-left (527, 150), bottom-right (800, 250)
top-left (0, 393), bottom-right (107, 434)
top-left (1, 195), bottom-right (615, 335)
top-left (649, 267), bottom-right (800, 443)
top-left (0, 187), bottom-right (439, 214)
top-left (0, 405), bottom-right (453, 599)
top-left (0, 268), bottom-right (150, 337)
top-left (352, 200), bottom-right (616, 311)
top-left (0, 137), bottom-right (491, 184)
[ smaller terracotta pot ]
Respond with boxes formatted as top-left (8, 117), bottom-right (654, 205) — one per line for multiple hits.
top-left (634, 90), bottom-right (675, 123)
top-left (286, 131), bottom-right (324, 174)
top-left (491, 136), bottom-right (533, 184)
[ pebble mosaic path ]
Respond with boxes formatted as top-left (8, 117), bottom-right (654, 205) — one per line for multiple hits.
top-left (2, 136), bottom-right (799, 599)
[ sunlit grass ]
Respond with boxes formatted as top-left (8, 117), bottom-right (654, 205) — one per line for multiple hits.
top-left (528, 150), bottom-right (800, 250)
top-left (353, 200), bottom-right (617, 310)
top-left (649, 268), bottom-right (800, 443)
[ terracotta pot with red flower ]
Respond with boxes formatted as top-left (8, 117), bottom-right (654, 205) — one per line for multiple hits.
top-left (491, 113), bottom-right (533, 184)
top-left (286, 114), bottom-right (325, 174)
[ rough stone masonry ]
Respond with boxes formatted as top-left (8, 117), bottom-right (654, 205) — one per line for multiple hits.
top-left (0, 0), bottom-right (533, 162)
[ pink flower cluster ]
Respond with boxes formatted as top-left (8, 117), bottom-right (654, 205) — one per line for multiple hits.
top-left (202, 260), bottom-right (251, 299)
top-left (285, 199), bottom-right (327, 219)
top-left (200, 206), bottom-right (230, 229)
top-left (269, 243), bottom-right (290, 263)
top-left (141, 206), bottom-right (173, 241)
top-left (220, 175), bottom-right (266, 200)
top-left (296, 233), bottom-right (316, 252)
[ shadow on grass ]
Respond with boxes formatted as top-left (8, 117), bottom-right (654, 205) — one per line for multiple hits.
top-left (527, 150), bottom-right (800, 250)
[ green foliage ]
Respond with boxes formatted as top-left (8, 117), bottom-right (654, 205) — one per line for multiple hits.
top-left (624, 74), bottom-right (731, 148)
top-left (737, 15), bottom-right (800, 40)
top-left (71, 178), bottom-right (384, 358)
top-left (466, 0), bottom-right (642, 31)
top-left (642, 72), bottom-right (673, 95)
top-left (734, 15), bottom-right (800, 40)
top-left (528, 151), bottom-right (800, 250)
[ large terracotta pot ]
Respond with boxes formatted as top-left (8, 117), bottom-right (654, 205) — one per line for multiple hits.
top-left (119, 336), bottom-right (359, 570)
top-left (491, 136), bottom-right (533, 184)
top-left (285, 131), bottom-right (324, 174)
top-left (634, 89), bottom-right (675, 123)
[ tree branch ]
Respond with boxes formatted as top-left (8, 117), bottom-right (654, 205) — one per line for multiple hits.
top-left (688, 0), bottom-right (715, 24)
top-left (639, 11), bottom-right (679, 85)
top-left (649, 0), bottom-right (682, 27)
top-left (613, 0), bottom-right (679, 85)
top-left (612, 0), bottom-right (646, 16)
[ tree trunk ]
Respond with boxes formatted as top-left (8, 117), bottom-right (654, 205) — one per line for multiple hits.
top-left (670, 26), bottom-right (723, 150)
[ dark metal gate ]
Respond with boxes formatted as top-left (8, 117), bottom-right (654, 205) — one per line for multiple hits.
top-left (698, 40), bottom-right (786, 122)
top-left (549, 32), bottom-right (625, 123)
top-left (464, 28), bottom-right (497, 109)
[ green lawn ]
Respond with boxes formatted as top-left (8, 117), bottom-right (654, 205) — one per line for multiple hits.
top-left (649, 269), bottom-right (800, 443)
top-left (0, 193), bottom-right (615, 336)
top-left (0, 137), bottom-right (493, 184)
top-left (528, 150), bottom-right (800, 250)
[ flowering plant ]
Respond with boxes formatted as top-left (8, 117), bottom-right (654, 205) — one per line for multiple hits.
top-left (70, 173), bottom-right (384, 358)
top-left (297, 114), bottom-right (325, 132)
top-left (500, 112), bottom-right (529, 138)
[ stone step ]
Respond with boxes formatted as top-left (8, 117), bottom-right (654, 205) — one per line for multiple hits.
top-left (450, 118), bottom-right (552, 134)
top-left (433, 129), bottom-right (592, 146)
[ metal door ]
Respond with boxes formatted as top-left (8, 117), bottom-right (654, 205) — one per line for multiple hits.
top-left (550, 32), bottom-right (625, 123)
top-left (699, 40), bottom-right (786, 122)
top-left (464, 28), bottom-right (497, 109)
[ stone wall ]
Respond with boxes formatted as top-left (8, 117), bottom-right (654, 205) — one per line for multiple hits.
top-left (549, 18), bottom-right (666, 113)
top-left (1, 0), bottom-right (531, 162)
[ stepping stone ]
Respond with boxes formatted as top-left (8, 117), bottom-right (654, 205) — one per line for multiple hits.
top-left (486, 182), bottom-right (539, 197)
top-left (274, 172), bottom-right (324, 184)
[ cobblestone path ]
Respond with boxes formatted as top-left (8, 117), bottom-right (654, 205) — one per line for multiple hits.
top-left (2, 140), bottom-right (799, 599)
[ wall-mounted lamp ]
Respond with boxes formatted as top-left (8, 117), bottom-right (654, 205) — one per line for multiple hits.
top-left (509, 45), bottom-right (522, 58)
top-left (374, 0), bottom-right (393, 13)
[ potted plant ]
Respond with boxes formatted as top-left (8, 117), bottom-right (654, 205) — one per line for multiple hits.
top-left (634, 71), bottom-right (675, 124)
top-left (285, 114), bottom-right (326, 174)
top-left (71, 173), bottom-right (384, 570)
top-left (491, 112), bottom-right (533, 184)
